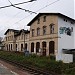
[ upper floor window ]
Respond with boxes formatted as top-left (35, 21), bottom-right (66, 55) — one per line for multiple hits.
top-left (37, 28), bottom-right (40, 36)
top-left (21, 34), bottom-right (23, 39)
top-left (43, 26), bottom-right (46, 35)
top-left (32, 29), bottom-right (34, 37)
top-left (43, 16), bottom-right (46, 22)
top-left (50, 23), bottom-right (54, 34)
top-left (6, 37), bottom-right (7, 41)
top-left (37, 18), bottom-right (40, 24)
top-left (25, 34), bottom-right (28, 39)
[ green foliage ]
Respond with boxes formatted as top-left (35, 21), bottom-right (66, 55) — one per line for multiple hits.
top-left (0, 51), bottom-right (75, 75)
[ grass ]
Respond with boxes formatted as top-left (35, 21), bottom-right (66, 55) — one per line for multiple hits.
top-left (0, 51), bottom-right (75, 75)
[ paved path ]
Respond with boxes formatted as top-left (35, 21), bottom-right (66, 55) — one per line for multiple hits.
top-left (0, 60), bottom-right (32, 75)
top-left (0, 63), bottom-right (18, 75)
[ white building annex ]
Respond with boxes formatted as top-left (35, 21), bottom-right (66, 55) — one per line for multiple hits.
top-left (56, 14), bottom-right (75, 63)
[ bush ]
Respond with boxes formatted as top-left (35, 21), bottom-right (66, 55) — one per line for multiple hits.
top-left (50, 54), bottom-right (55, 60)
top-left (1, 51), bottom-right (75, 75)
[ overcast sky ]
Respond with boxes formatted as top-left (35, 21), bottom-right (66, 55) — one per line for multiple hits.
top-left (0, 0), bottom-right (75, 37)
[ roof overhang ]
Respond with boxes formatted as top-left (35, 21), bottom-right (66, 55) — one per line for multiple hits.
top-left (27, 13), bottom-right (75, 26)
top-left (62, 49), bottom-right (75, 54)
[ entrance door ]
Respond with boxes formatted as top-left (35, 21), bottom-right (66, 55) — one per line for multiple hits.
top-left (49, 41), bottom-right (55, 54)
top-left (42, 42), bottom-right (46, 56)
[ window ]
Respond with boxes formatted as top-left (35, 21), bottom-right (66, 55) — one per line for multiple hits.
top-left (37, 18), bottom-right (40, 24)
top-left (11, 44), bottom-right (12, 50)
top-left (6, 37), bottom-right (7, 41)
top-left (32, 29), bottom-right (34, 37)
top-left (50, 23), bottom-right (54, 34)
top-left (31, 43), bottom-right (34, 52)
top-left (43, 26), bottom-right (46, 35)
top-left (43, 16), bottom-right (46, 22)
top-left (21, 44), bottom-right (23, 51)
top-left (25, 34), bottom-right (27, 39)
top-left (37, 28), bottom-right (40, 36)
top-left (21, 34), bottom-right (23, 39)
top-left (36, 42), bottom-right (40, 53)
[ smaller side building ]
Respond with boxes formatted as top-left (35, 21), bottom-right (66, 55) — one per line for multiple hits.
top-left (3, 29), bottom-right (30, 52)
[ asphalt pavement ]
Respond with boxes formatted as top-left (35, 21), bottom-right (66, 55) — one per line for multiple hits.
top-left (0, 60), bottom-right (31, 75)
top-left (0, 63), bottom-right (18, 75)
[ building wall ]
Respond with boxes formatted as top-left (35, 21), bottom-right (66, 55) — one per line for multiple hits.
top-left (4, 31), bottom-right (15, 51)
top-left (57, 16), bottom-right (75, 60)
top-left (29, 14), bottom-right (58, 56)
top-left (16, 32), bottom-right (30, 52)
top-left (4, 30), bottom-right (30, 52)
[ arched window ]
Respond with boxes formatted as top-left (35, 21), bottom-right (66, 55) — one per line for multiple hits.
top-left (31, 42), bottom-right (34, 52)
top-left (21, 44), bottom-right (23, 51)
top-left (36, 42), bottom-right (40, 52)
top-left (25, 43), bottom-right (27, 50)
top-left (42, 41), bottom-right (46, 56)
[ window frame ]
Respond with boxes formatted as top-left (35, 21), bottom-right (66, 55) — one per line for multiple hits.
top-left (37, 27), bottom-right (40, 36)
top-left (43, 16), bottom-right (46, 22)
top-left (43, 26), bottom-right (46, 35)
top-left (50, 23), bottom-right (55, 34)
top-left (37, 18), bottom-right (40, 24)
top-left (32, 29), bottom-right (34, 37)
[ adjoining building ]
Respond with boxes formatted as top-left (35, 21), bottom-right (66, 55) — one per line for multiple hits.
top-left (3, 13), bottom-right (75, 63)
top-left (27, 13), bottom-right (75, 63)
top-left (3, 29), bottom-right (30, 52)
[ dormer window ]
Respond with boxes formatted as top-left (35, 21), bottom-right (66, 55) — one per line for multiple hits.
top-left (37, 18), bottom-right (40, 24)
top-left (43, 16), bottom-right (46, 22)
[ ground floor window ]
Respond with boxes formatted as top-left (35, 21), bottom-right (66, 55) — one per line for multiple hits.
top-left (36, 42), bottom-right (40, 53)
top-left (42, 41), bottom-right (46, 56)
top-left (9, 44), bottom-right (10, 51)
top-left (49, 41), bottom-right (55, 54)
top-left (21, 44), bottom-right (23, 51)
top-left (25, 43), bottom-right (27, 50)
top-left (7, 44), bottom-right (8, 51)
top-left (31, 43), bottom-right (34, 52)
top-left (11, 44), bottom-right (12, 50)
top-left (16, 44), bottom-right (17, 51)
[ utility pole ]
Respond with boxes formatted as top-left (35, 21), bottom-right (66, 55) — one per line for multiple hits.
top-left (23, 29), bottom-right (26, 51)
